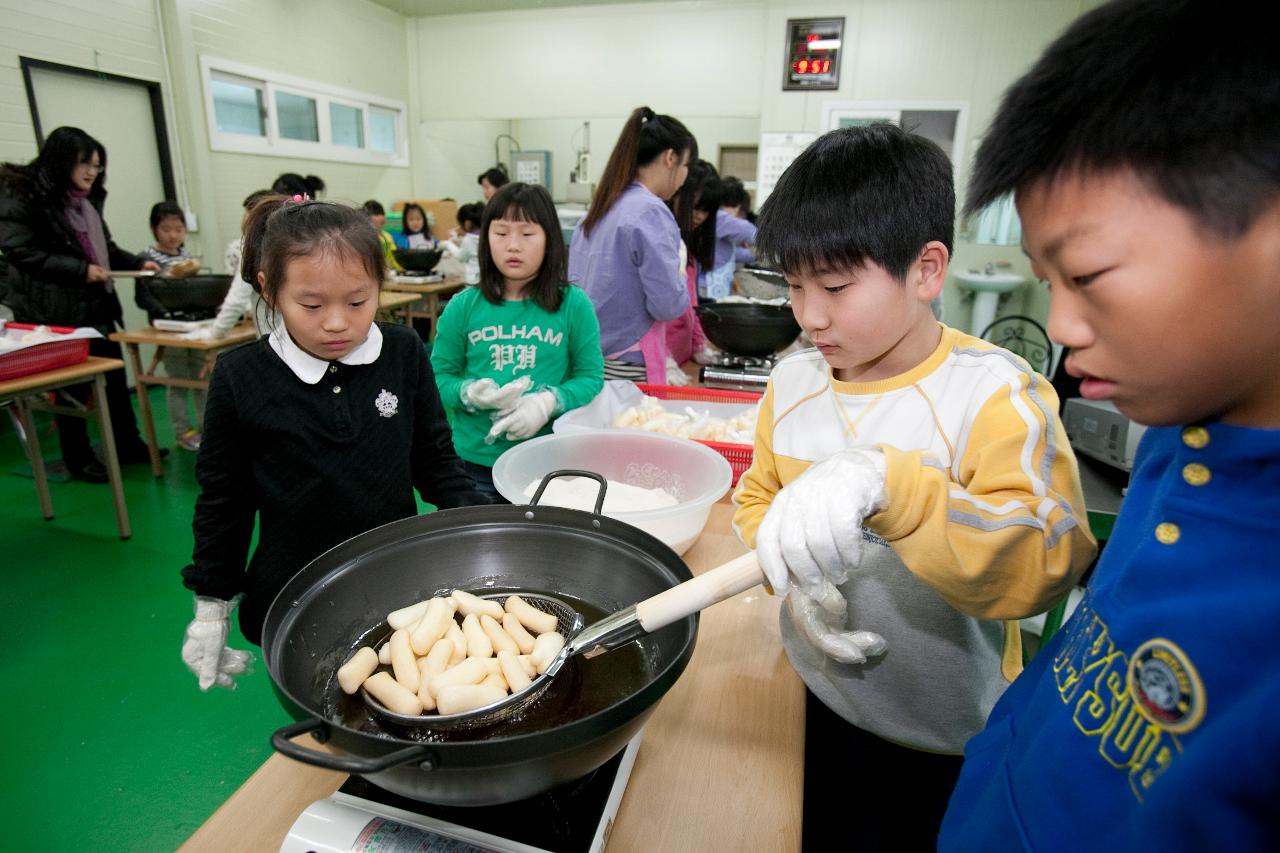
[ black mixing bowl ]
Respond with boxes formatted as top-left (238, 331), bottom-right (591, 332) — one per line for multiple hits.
top-left (394, 248), bottom-right (444, 274)
top-left (695, 302), bottom-right (801, 357)
top-left (134, 274), bottom-right (232, 319)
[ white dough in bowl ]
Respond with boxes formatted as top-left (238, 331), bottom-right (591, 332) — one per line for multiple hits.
top-left (522, 476), bottom-right (678, 513)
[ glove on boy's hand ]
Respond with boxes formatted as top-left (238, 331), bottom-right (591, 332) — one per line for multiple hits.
top-left (181, 596), bottom-right (253, 691)
top-left (461, 375), bottom-right (532, 412)
top-left (789, 580), bottom-right (887, 665)
top-left (756, 448), bottom-right (887, 598)
top-left (486, 391), bottom-right (557, 443)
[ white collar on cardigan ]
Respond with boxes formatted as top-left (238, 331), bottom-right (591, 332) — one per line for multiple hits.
top-left (268, 322), bottom-right (383, 384)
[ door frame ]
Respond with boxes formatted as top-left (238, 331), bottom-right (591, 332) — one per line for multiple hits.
top-left (20, 57), bottom-right (178, 201)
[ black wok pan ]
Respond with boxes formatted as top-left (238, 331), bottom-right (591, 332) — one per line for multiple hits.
top-left (263, 497), bottom-right (697, 806)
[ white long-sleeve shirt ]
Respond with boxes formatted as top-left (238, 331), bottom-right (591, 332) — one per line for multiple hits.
top-left (212, 239), bottom-right (274, 337)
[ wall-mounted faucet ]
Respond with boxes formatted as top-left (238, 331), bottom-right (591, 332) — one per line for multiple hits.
top-left (983, 262), bottom-right (995, 275)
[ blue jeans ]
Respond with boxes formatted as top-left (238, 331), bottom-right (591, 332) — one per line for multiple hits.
top-left (462, 460), bottom-right (508, 504)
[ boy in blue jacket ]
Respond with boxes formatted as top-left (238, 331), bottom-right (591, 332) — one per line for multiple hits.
top-left (939, 1), bottom-right (1280, 850)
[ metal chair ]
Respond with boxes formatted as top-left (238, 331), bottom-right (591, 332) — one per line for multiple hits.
top-left (980, 314), bottom-right (1053, 374)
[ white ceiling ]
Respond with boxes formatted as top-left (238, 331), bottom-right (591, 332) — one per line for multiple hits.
top-left (368, 0), bottom-right (645, 17)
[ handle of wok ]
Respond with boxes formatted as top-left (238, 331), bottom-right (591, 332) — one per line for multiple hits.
top-left (271, 718), bottom-right (438, 773)
top-left (634, 551), bottom-right (767, 632)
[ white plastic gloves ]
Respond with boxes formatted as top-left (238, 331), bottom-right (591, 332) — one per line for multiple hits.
top-left (178, 326), bottom-right (219, 342)
top-left (789, 581), bottom-right (887, 665)
top-left (461, 376), bottom-right (532, 412)
top-left (181, 596), bottom-right (253, 691)
top-left (692, 346), bottom-right (719, 366)
top-left (664, 355), bottom-right (691, 386)
top-left (756, 448), bottom-right (888, 598)
top-left (486, 390), bottom-right (557, 443)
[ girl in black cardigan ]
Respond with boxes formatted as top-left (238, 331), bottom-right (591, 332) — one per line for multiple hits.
top-left (180, 195), bottom-right (487, 690)
top-left (0, 126), bottom-right (160, 481)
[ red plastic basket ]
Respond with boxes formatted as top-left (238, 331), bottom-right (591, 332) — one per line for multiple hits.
top-left (0, 324), bottom-right (91, 382)
top-left (636, 383), bottom-right (762, 486)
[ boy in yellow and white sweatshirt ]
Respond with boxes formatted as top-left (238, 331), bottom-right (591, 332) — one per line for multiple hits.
top-left (732, 124), bottom-right (1096, 851)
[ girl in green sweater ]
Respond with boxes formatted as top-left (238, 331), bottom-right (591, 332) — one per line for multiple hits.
top-left (431, 183), bottom-right (604, 500)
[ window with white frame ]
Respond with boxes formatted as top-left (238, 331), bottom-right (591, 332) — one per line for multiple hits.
top-left (201, 57), bottom-right (408, 166)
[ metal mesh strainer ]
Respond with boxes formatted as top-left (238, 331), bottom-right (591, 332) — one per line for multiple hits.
top-left (360, 592), bottom-right (585, 730)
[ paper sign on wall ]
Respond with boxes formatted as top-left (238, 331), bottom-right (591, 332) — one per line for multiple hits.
top-left (756, 132), bottom-right (818, 205)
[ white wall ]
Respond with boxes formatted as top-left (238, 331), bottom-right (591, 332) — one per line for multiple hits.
top-left (408, 0), bottom-right (766, 203)
top-left (408, 0), bottom-right (1101, 330)
top-left (161, 0), bottom-right (414, 268)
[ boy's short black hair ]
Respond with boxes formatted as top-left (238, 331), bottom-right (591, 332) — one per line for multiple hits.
top-left (456, 202), bottom-right (483, 230)
top-left (756, 123), bottom-right (954, 281)
top-left (362, 199), bottom-right (385, 216)
top-left (477, 166), bottom-right (509, 188)
top-left (149, 200), bottom-right (184, 229)
top-left (966, 0), bottom-right (1280, 238)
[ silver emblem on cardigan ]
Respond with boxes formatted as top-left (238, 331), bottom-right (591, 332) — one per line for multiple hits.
top-left (375, 389), bottom-right (399, 418)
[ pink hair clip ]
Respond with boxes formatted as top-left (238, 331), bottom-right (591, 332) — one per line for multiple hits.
top-left (288, 193), bottom-right (308, 203)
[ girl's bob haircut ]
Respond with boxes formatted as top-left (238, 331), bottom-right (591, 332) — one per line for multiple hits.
top-left (477, 182), bottom-right (567, 313)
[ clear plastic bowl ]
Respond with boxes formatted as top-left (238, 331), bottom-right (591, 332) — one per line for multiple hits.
top-left (491, 430), bottom-right (733, 556)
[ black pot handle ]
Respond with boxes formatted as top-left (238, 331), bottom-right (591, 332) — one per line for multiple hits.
top-left (271, 718), bottom-right (438, 773)
top-left (528, 469), bottom-right (607, 516)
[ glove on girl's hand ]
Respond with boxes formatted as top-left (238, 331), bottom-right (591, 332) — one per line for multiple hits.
top-left (664, 355), bottom-right (691, 386)
top-left (461, 375), bottom-right (532, 412)
top-left (485, 391), bottom-right (557, 443)
top-left (181, 596), bottom-right (253, 690)
top-left (178, 326), bottom-right (218, 342)
top-left (789, 581), bottom-right (887, 665)
top-left (756, 448), bottom-right (887, 598)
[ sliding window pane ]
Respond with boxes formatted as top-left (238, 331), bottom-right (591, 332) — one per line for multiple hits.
top-left (330, 103), bottom-right (364, 149)
top-left (211, 79), bottom-right (265, 136)
top-left (276, 91), bottom-right (318, 142)
top-left (369, 107), bottom-right (398, 154)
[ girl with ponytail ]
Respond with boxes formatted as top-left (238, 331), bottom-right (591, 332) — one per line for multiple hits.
top-left (568, 106), bottom-right (697, 382)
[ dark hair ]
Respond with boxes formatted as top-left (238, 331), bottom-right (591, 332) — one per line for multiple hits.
top-left (965, 0), bottom-right (1280, 238)
top-left (362, 199), bottom-right (385, 217)
top-left (304, 174), bottom-right (325, 198)
top-left (149, 200), bottom-right (184, 229)
top-left (270, 173), bottom-right (311, 197)
top-left (242, 189), bottom-right (273, 210)
top-left (477, 166), bottom-right (509, 188)
top-left (580, 106), bottom-right (697, 237)
top-left (456, 202), bottom-right (484, 231)
top-left (0, 126), bottom-right (108, 208)
top-left (756, 124), bottom-right (954, 281)
top-left (401, 203), bottom-right (428, 236)
top-left (478, 182), bottom-right (567, 313)
top-left (670, 160), bottom-right (718, 271)
top-left (717, 177), bottom-right (750, 210)
top-left (240, 196), bottom-right (385, 304)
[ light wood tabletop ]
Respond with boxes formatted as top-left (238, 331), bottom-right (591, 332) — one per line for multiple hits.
top-left (109, 323), bottom-right (257, 476)
top-left (0, 356), bottom-right (131, 538)
top-left (382, 274), bottom-right (466, 340)
top-left (180, 500), bottom-right (804, 852)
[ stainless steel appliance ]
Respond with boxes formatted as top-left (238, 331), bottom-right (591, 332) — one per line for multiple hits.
top-left (699, 353), bottom-right (775, 392)
top-left (1063, 398), bottom-right (1148, 472)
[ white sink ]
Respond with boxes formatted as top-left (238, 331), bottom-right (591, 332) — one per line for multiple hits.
top-left (953, 271), bottom-right (1026, 336)
top-left (954, 270), bottom-right (1026, 294)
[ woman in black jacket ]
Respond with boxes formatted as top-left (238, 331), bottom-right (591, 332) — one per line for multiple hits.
top-left (0, 126), bottom-right (161, 482)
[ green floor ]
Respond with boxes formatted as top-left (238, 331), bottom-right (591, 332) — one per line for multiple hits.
top-left (1, 390), bottom-right (297, 851)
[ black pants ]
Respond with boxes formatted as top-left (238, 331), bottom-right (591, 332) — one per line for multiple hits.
top-left (461, 460), bottom-right (508, 505)
top-left (56, 337), bottom-right (145, 469)
top-left (803, 690), bottom-right (963, 852)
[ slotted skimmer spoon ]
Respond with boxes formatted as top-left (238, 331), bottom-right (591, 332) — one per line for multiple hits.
top-left (361, 551), bottom-right (765, 729)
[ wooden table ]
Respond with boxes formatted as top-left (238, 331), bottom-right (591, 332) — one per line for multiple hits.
top-left (376, 290), bottom-right (421, 327)
top-left (108, 323), bottom-right (257, 477)
top-left (180, 502), bottom-right (805, 851)
top-left (0, 356), bottom-right (131, 538)
top-left (382, 274), bottom-right (466, 340)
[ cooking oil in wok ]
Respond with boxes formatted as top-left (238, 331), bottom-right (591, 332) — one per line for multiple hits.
top-left (329, 592), bottom-right (656, 743)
